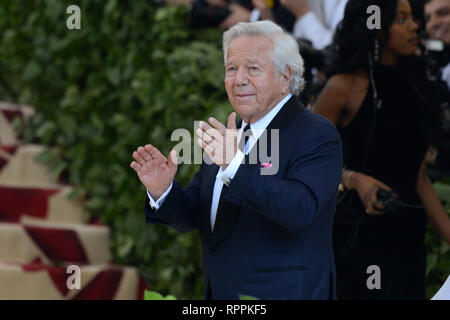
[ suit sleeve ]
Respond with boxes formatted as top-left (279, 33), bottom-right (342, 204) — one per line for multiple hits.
top-left (144, 164), bottom-right (203, 233)
top-left (224, 122), bottom-right (343, 233)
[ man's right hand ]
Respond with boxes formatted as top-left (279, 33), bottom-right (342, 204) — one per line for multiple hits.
top-left (130, 145), bottom-right (178, 200)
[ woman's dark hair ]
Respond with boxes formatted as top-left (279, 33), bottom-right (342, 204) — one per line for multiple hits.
top-left (326, 0), bottom-right (426, 85)
top-left (327, 0), bottom-right (439, 145)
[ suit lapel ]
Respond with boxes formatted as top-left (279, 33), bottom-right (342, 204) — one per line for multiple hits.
top-left (238, 95), bottom-right (303, 163)
top-left (265, 95), bottom-right (303, 133)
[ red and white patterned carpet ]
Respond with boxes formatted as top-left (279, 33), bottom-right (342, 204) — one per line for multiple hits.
top-left (0, 102), bottom-right (146, 299)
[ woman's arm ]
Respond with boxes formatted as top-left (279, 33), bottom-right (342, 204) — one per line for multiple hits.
top-left (315, 74), bottom-right (392, 215)
top-left (417, 156), bottom-right (450, 245)
top-left (313, 75), bottom-right (350, 127)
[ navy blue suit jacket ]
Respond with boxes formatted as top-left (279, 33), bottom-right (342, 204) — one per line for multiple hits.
top-left (145, 96), bottom-right (343, 299)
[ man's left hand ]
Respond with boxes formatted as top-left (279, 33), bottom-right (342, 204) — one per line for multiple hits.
top-left (196, 112), bottom-right (238, 169)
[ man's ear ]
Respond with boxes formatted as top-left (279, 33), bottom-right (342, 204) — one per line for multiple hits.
top-left (281, 66), bottom-right (293, 93)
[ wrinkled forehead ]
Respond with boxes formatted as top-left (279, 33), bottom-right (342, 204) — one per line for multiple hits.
top-left (425, 0), bottom-right (450, 14)
top-left (225, 35), bottom-right (273, 64)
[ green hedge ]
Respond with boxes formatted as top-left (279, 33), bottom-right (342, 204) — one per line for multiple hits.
top-left (425, 181), bottom-right (450, 298)
top-left (0, 0), bottom-right (231, 299)
top-left (0, 0), bottom-right (447, 300)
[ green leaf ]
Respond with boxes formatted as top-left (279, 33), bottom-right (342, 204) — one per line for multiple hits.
top-left (106, 68), bottom-right (121, 86)
top-left (117, 236), bottom-right (134, 258)
top-left (144, 290), bottom-right (164, 300)
top-left (433, 182), bottom-right (450, 203)
top-left (426, 254), bottom-right (438, 276)
top-left (23, 61), bottom-right (42, 80)
top-left (239, 294), bottom-right (259, 300)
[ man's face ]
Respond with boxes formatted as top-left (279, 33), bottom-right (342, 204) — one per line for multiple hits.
top-left (224, 35), bottom-right (288, 124)
top-left (425, 0), bottom-right (450, 44)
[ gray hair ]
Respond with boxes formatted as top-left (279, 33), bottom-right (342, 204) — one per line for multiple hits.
top-left (223, 21), bottom-right (305, 96)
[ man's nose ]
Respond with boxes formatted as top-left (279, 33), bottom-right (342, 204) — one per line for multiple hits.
top-left (428, 14), bottom-right (441, 31)
top-left (235, 67), bottom-right (248, 86)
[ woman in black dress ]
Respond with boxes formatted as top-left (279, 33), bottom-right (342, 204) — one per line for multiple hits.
top-left (314, 0), bottom-right (450, 299)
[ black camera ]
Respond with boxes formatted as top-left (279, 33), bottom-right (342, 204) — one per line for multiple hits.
top-left (376, 190), bottom-right (424, 211)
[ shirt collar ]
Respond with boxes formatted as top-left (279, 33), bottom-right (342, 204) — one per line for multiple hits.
top-left (241, 93), bottom-right (293, 138)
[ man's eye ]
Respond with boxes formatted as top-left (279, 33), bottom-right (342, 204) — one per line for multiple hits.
top-left (227, 67), bottom-right (236, 72)
top-left (438, 8), bottom-right (449, 17)
top-left (249, 67), bottom-right (258, 71)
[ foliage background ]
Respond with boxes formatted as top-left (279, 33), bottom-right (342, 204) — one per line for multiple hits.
top-left (0, 0), bottom-right (447, 299)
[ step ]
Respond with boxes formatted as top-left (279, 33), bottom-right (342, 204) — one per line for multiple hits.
top-left (0, 182), bottom-right (87, 224)
top-left (0, 261), bottom-right (146, 299)
top-left (0, 102), bottom-right (34, 146)
top-left (0, 102), bottom-right (34, 121)
top-left (0, 218), bottom-right (110, 265)
top-left (0, 146), bottom-right (17, 172)
top-left (0, 144), bottom-right (60, 184)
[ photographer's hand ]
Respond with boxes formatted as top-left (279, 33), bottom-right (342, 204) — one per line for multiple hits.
top-left (252, 0), bottom-right (275, 21)
top-left (279, 0), bottom-right (310, 19)
top-left (205, 0), bottom-right (227, 7)
top-left (345, 171), bottom-right (393, 215)
top-left (219, 4), bottom-right (251, 29)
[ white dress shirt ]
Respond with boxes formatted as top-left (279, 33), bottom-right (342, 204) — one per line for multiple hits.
top-left (251, 0), bottom-right (348, 50)
top-left (147, 94), bottom-right (293, 231)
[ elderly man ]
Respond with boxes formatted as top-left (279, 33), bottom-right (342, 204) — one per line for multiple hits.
top-left (250, 0), bottom-right (348, 50)
top-left (130, 21), bottom-right (342, 300)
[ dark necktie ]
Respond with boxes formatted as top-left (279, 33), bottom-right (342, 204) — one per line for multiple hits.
top-left (238, 124), bottom-right (253, 154)
top-left (213, 124), bottom-right (252, 232)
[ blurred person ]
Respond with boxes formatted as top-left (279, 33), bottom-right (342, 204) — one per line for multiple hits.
top-left (249, 1), bottom-right (335, 106)
top-left (131, 21), bottom-right (343, 299)
top-left (249, 0), bottom-right (297, 32)
top-left (279, 0), bottom-right (348, 50)
top-left (250, 0), bottom-right (348, 50)
top-left (314, 0), bottom-right (450, 299)
top-left (219, 0), bottom-right (252, 29)
top-left (190, 0), bottom-right (253, 28)
top-left (422, 0), bottom-right (450, 179)
top-left (425, 0), bottom-right (450, 44)
top-left (425, 0), bottom-right (450, 85)
top-left (249, 0), bottom-right (346, 106)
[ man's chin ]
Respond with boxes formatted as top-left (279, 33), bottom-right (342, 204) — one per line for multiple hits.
top-left (233, 103), bottom-right (253, 113)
